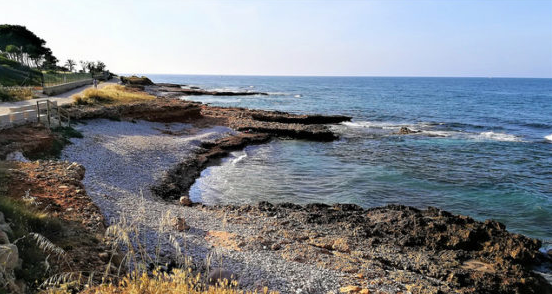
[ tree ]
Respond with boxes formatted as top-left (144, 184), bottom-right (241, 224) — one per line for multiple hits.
top-left (86, 61), bottom-right (95, 73)
top-left (79, 60), bottom-right (89, 73)
top-left (5, 44), bottom-right (21, 62)
top-left (0, 24), bottom-right (55, 68)
top-left (95, 61), bottom-right (106, 72)
top-left (41, 48), bottom-right (58, 70)
top-left (65, 59), bottom-right (76, 72)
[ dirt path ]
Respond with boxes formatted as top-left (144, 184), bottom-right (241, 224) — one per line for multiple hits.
top-left (0, 79), bottom-right (118, 115)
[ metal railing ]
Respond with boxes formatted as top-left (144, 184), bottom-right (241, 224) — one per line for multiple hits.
top-left (42, 72), bottom-right (92, 87)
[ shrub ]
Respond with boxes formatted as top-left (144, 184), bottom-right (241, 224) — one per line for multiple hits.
top-left (0, 86), bottom-right (34, 102)
top-left (72, 85), bottom-right (155, 105)
top-left (120, 76), bottom-right (154, 86)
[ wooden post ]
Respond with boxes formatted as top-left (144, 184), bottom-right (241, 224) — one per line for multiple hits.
top-left (46, 101), bottom-right (51, 127)
top-left (57, 105), bottom-right (62, 127)
top-left (36, 101), bottom-right (40, 123)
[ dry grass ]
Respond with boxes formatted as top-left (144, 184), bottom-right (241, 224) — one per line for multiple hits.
top-left (72, 85), bottom-right (155, 105)
top-left (0, 86), bottom-right (34, 102)
top-left (47, 270), bottom-right (274, 294)
top-left (42, 195), bottom-right (277, 294)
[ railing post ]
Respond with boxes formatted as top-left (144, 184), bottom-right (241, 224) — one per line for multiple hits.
top-left (57, 105), bottom-right (62, 127)
top-left (36, 101), bottom-right (40, 123)
top-left (46, 101), bottom-right (51, 127)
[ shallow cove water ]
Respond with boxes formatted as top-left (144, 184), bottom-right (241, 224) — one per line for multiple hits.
top-left (147, 74), bottom-right (552, 248)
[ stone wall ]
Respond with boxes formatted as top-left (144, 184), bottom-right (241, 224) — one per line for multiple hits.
top-left (43, 79), bottom-right (93, 96)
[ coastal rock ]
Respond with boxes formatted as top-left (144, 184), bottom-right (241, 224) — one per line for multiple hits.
top-left (120, 75), bottom-right (154, 86)
top-left (179, 196), bottom-right (193, 206)
top-left (173, 217), bottom-right (189, 232)
top-left (206, 202), bottom-right (552, 293)
top-left (208, 268), bottom-right (237, 285)
top-left (151, 84), bottom-right (268, 96)
top-left (5, 151), bottom-right (29, 162)
top-left (251, 112), bottom-right (351, 125)
top-left (0, 223), bottom-right (13, 235)
top-left (397, 126), bottom-right (420, 135)
top-left (152, 133), bottom-right (270, 200)
top-left (0, 244), bottom-right (19, 269)
top-left (0, 230), bottom-right (9, 244)
top-left (340, 285), bottom-right (361, 293)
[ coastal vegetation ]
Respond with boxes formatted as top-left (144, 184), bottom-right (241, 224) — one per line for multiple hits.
top-left (0, 25), bottom-right (57, 69)
top-left (0, 24), bottom-right (111, 102)
top-left (0, 85), bottom-right (34, 101)
top-left (72, 85), bottom-right (155, 105)
top-left (0, 161), bottom-right (65, 292)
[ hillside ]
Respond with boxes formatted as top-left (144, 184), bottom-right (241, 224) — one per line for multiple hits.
top-left (0, 55), bottom-right (42, 86)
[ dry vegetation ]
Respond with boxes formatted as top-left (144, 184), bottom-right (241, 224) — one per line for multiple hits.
top-left (41, 197), bottom-right (277, 294)
top-left (48, 270), bottom-right (274, 294)
top-left (0, 86), bottom-right (34, 102)
top-left (72, 85), bottom-right (155, 105)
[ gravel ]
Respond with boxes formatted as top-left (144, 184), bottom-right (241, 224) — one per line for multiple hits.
top-left (61, 119), bottom-right (347, 293)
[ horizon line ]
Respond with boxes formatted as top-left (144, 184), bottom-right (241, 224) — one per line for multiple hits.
top-left (117, 72), bottom-right (552, 79)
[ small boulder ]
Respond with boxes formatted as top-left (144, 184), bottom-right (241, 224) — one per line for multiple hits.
top-left (173, 217), bottom-right (190, 232)
top-left (179, 196), bottom-right (193, 206)
top-left (5, 152), bottom-right (29, 162)
top-left (208, 268), bottom-right (236, 285)
top-left (340, 285), bottom-right (361, 293)
top-left (0, 231), bottom-right (9, 244)
top-left (397, 127), bottom-right (420, 135)
top-left (0, 223), bottom-right (13, 235)
top-left (0, 244), bottom-right (19, 269)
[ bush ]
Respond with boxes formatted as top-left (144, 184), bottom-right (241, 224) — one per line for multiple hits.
top-left (0, 86), bottom-right (34, 102)
top-left (120, 76), bottom-right (154, 86)
top-left (72, 85), bottom-right (155, 105)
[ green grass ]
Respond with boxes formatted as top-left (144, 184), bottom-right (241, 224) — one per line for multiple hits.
top-left (0, 55), bottom-right (42, 87)
top-left (24, 126), bottom-right (83, 160)
top-left (52, 126), bottom-right (84, 139)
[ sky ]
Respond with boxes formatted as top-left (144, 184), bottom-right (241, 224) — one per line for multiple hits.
top-left (1, 0), bottom-right (551, 78)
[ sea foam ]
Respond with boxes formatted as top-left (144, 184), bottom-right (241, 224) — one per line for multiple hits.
top-left (545, 134), bottom-right (552, 142)
top-left (477, 131), bottom-right (522, 142)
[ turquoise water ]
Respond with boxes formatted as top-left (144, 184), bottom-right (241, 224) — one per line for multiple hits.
top-left (147, 75), bottom-right (552, 246)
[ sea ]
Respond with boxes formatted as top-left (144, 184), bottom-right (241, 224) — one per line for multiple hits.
top-left (145, 74), bottom-right (552, 248)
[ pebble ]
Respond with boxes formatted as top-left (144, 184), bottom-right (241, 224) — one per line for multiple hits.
top-left (61, 119), bottom-right (346, 293)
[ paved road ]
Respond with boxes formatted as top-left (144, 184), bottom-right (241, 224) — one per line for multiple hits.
top-left (0, 79), bottom-right (118, 115)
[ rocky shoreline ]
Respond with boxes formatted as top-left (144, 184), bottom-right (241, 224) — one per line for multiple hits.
top-left (0, 82), bottom-right (551, 293)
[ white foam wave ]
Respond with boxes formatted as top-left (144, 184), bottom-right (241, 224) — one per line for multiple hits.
top-left (545, 134), bottom-right (552, 142)
top-left (422, 130), bottom-right (455, 137)
top-left (342, 121), bottom-right (400, 130)
top-left (231, 153), bottom-right (248, 164)
top-left (477, 131), bottom-right (522, 142)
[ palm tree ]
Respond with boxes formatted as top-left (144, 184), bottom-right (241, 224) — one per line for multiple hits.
top-left (65, 59), bottom-right (76, 72)
top-left (79, 60), bottom-right (89, 73)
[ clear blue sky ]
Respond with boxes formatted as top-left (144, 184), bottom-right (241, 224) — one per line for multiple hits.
top-left (1, 0), bottom-right (551, 77)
